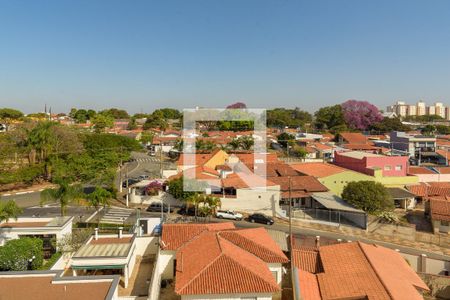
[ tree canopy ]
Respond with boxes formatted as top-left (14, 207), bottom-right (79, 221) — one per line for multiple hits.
top-left (267, 108), bottom-right (312, 128)
top-left (341, 100), bottom-right (383, 130)
top-left (342, 181), bottom-right (393, 214)
top-left (314, 105), bottom-right (346, 130)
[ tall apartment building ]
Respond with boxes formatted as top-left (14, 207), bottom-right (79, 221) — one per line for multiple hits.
top-left (387, 100), bottom-right (450, 120)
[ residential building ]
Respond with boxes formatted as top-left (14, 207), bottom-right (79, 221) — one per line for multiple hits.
top-left (71, 230), bottom-right (137, 288)
top-left (292, 241), bottom-right (430, 300)
top-left (0, 270), bottom-right (120, 300)
top-left (387, 100), bottom-right (450, 120)
top-left (390, 131), bottom-right (437, 163)
top-left (429, 197), bottom-right (450, 234)
top-left (334, 151), bottom-right (409, 177)
top-left (417, 100), bottom-right (426, 116)
top-left (159, 223), bottom-right (289, 300)
top-left (0, 216), bottom-right (73, 257)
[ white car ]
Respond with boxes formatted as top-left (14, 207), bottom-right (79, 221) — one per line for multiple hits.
top-left (216, 210), bottom-right (243, 221)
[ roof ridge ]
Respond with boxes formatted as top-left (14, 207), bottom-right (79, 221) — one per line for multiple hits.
top-left (356, 242), bottom-right (393, 299)
top-left (220, 228), bottom-right (286, 261)
top-left (219, 238), bottom-right (279, 290)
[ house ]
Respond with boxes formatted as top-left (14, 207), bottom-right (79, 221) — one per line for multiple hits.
top-left (71, 230), bottom-right (137, 288)
top-left (408, 166), bottom-right (450, 183)
top-left (0, 270), bottom-right (120, 300)
top-left (292, 241), bottom-right (430, 300)
top-left (390, 131), bottom-right (438, 164)
top-left (159, 223), bottom-right (289, 300)
top-left (0, 216), bottom-right (73, 256)
top-left (386, 187), bottom-right (417, 210)
top-left (334, 151), bottom-right (409, 177)
top-left (177, 149), bottom-right (229, 171)
top-left (337, 132), bottom-right (368, 145)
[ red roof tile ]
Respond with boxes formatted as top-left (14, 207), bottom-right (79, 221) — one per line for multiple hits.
top-left (269, 175), bottom-right (328, 193)
top-left (292, 248), bottom-right (323, 273)
top-left (430, 198), bottom-right (450, 221)
top-left (339, 132), bottom-right (368, 144)
top-left (290, 162), bottom-right (348, 178)
top-left (407, 167), bottom-right (436, 175)
top-left (297, 269), bottom-right (321, 300)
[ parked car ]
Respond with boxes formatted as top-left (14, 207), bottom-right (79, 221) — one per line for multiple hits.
top-left (137, 174), bottom-right (150, 181)
top-left (248, 213), bottom-right (274, 225)
top-left (122, 178), bottom-right (140, 188)
top-left (147, 202), bottom-right (173, 213)
top-left (216, 210), bottom-right (243, 221)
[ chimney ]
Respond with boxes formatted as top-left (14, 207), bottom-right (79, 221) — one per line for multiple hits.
top-left (420, 254), bottom-right (427, 273)
top-left (94, 228), bottom-right (98, 240)
top-left (315, 236), bottom-right (320, 247)
top-left (119, 227), bottom-right (123, 239)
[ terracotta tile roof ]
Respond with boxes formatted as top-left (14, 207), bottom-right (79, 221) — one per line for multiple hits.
top-left (339, 132), bottom-right (368, 144)
top-left (170, 166), bottom-right (220, 181)
top-left (265, 163), bottom-right (300, 177)
top-left (430, 198), bottom-right (450, 221)
top-left (161, 223), bottom-right (235, 250)
top-left (221, 172), bottom-right (277, 189)
top-left (342, 143), bottom-right (379, 151)
top-left (269, 176), bottom-right (328, 193)
top-left (290, 162), bottom-right (348, 178)
top-left (281, 191), bottom-right (310, 198)
top-left (219, 228), bottom-right (289, 263)
top-left (234, 152), bottom-right (279, 164)
top-left (296, 269), bottom-right (321, 300)
top-left (310, 143), bottom-right (333, 151)
top-left (407, 166), bottom-right (436, 175)
top-left (360, 242), bottom-right (430, 299)
top-left (170, 226), bottom-right (286, 296)
top-left (318, 242), bottom-right (392, 300)
top-left (292, 248), bottom-right (323, 273)
top-left (177, 149), bottom-right (225, 166)
top-left (436, 167), bottom-right (450, 174)
top-left (436, 149), bottom-right (449, 158)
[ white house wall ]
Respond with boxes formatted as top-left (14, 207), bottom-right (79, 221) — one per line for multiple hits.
top-left (159, 250), bottom-right (176, 280)
top-left (268, 263), bottom-right (283, 285)
top-left (220, 186), bottom-right (282, 217)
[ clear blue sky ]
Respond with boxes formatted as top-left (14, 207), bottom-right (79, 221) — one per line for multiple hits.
top-left (1, 0), bottom-right (450, 114)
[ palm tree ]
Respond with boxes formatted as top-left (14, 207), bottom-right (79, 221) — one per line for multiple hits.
top-left (87, 186), bottom-right (112, 210)
top-left (0, 199), bottom-right (23, 223)
top-left (240, 136), bottom-right (254, 151)
top-left (228, 138), bottom-right (241, 150)
top-left (186, 193), bottom-right (204, 219)
top-left (204, 195), bottom-right (221, 216)
top-left (40, 179), bottom-right (84, 216)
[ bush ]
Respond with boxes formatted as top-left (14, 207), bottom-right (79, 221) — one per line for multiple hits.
top-left (39, 252), bottom-right (62, 270)
top-left (0, 237), bottom-right (44, 271)
top-left (342, 181), bottom-right (393, 214)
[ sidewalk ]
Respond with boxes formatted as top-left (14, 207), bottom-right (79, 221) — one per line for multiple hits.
top-left (276, 217), bottom-right (450, 256)
top-left (0, 182), bottom-right (55, 196)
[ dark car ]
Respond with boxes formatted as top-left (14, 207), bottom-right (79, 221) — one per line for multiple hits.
top-left (146, 202), bottom-right (173, 213)
top-left (248, 213), bottom-right (274, 225)
top-left (122, 178), bottom-right (140, 188)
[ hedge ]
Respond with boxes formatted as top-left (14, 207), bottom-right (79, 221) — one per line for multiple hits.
top-left (0, 237), bottom-right (44, 271)
top-left (39, 252), bottom-right (62, 270)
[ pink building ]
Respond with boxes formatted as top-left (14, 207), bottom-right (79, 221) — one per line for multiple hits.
top-left (334, 151), bottom-right (409, 177)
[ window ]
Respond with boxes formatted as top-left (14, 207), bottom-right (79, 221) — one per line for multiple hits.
top-left (384, 165), bottom-right (392, 171)
top-left (395, 165), bottom-right (402, 171)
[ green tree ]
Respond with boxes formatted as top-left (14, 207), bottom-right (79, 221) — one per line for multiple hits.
top-left (421, 125), bottom-right (436, 136)
top-left (140, 132), bottom-right (154, 145)
top-left (87, 186), bottom-right (112, 210)
top-left (127, 118), bottom-right (137, 130)
top-left (0, 237), bottom-right (44, 271)
top-left (99, 108), bottom-right (130, 119)
top-left (0, 108), bottom-right (23, 130)
top-left (314, 105), bottom-right (346, 130)
top-left (435, 125), bottom-right (450, 135)
top-left (0, 199), bottom-right (23, 223)
top-left (40, 179), bottom-right (84, 216)
top-left (291, 146), bottom-right (308, 158)
top-left (342, 181), bottom-right (393, 214)
top-left (267, 108), bottom-right (312, 128)
top-left (277, 132), bottom-right (295, 148)
top-left (369, 117), bottom-right (411, 133)
top-left (91, 114), bottom-right (114, 132)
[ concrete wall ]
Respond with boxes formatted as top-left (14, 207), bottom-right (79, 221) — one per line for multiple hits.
top-left (268, 263), bottom-right (283, 285)
top-left (319, 171), bottom-right (374, 196)
top-left (368, 219), bottom-right (416, 241)
top-left (135, 236), bottom-right (159, 256)
top-left (148, 247), bottom-right (162, 300)
top-left (181, 293), bottom-right (273, 300)
top-left (413, 173), bottom-right (450, 183)
top-left (220, 186), bottom-right (282, 217)
top-left (159, 250), bottom-right (176, 280)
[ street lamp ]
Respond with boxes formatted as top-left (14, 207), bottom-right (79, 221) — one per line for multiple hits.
top-left (28, 255), bottom-right (36, 270)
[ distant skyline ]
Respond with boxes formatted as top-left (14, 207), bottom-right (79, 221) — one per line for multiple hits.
top-left (1, 0), bottom-right (450, 114)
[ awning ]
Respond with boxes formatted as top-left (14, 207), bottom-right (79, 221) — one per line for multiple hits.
top-left (71, 264), bottom-right (125, 270)
top-left (386, 187), bottom-right (416, 199)
top-left (311, 192), bottom-right (365, 213)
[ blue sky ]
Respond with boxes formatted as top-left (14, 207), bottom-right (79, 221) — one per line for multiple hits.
top-left (1, 0), bottom-right (450, 114)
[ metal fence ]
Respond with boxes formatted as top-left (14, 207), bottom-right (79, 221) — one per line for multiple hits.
top-left (290, 208), bottom-right (367, 229)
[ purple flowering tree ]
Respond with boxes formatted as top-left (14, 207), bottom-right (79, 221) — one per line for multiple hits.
top-left (341, 100), bottom-right (383, 130)
top-left (226, 102), bottom-right (247, 109)
top-left (145, 180), bottom-right (163, 196)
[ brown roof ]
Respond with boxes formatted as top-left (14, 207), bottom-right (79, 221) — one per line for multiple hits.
top-left (177, 149), bottom-right (223, 166)
top-left (339, 132), bottom-right (368, 144)
top-left (407, 166), bottom-right (436, 175)
top-left (430, 198), bottom-right (450, 221)
top-left (0, 273), bottom-right (114, 300)
top-left (436, 167), bottom-right (450, 174)
top-left (269, 175), bottom-right (328, 193)
top-left (290, 162), bottom-right (348, 178)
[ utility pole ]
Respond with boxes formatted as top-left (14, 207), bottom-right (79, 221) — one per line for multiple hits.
top-left (288, 176), bottom-right (292, 239)
top-left (159, 145), bottom-right (163, 178)
top-left (119, 146), bottom-right (123, 193)
top-left (125, 166), bottom-right (129, 207)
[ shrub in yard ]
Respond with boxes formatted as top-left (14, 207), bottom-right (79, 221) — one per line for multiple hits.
top-left (0, 237), bottom-right (44, 271)
top-left (39, 252), bottom-right (62, 270)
